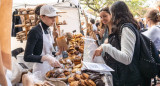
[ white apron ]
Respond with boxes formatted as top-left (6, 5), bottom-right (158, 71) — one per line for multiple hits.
top-left (33, 23), bottom-right (55, 76)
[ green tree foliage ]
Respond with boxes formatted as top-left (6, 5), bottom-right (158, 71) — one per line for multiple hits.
top-left (80, 0), bottom-right (148, 17)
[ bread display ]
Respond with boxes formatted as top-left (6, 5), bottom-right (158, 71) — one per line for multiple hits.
top-left (67, 34), bottom-right (84, 56)
top-left (80, 73), bottom-right (89, 80)
top-left (73, 56), bottom-right (81, 65)
top-left (16, 31), bottom-right (26, 42)
top-left (70, 81), bottom-right (79, 86)
top-left (68, 73), bottom-right (98, 86)
top-left (68, 77), bottom-right (75, 83)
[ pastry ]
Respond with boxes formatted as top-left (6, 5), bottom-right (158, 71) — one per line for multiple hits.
top-left (75, 45), bottom-right (79, 51)
top-left (29, 16), bottom-right (34, 20)
top-left (81, 73), bottom-right (89, 79)
top-left (79, 48), bottom-right (84, 53)
top-left (74, 50), bottom-right (79, 55)
top-left (59, 59), bottom-right (66, 64)
top-left (68, 77), bottom-right (75, 83)
top-left (19, 8), bottom-right (26, 12)
top-left (64, 70), bottom-right (70, 76)
top-left (73, 63), bottom-right (82, 69)
top-left (70, 81), bottom-right (79, 86)
top-left (74, 74), bottom-right (81, 80)
top-left (84, 79), bottom-right (90, 86)
top-left (29, 11), bottom-right (34, 14)
top-left (73, 56), bottom-right (81, 65)
top-left (25, 19), bottom-right (30, 23)
top-left (88, 79), bottom-right (96, 86)
top-left (57, 73), bottom-right (66, 78)
top-left (72, 68), bottom-right (81, 73)
top-left (26, 23), bottom-right (31, 27)
top-left (65, 59), bottom-right (72, 64)
top-left (27, 8), bottom-right (34, 11)
top-left (85, 80), bottom-right (96, 86)
top-left (46, 70), bottom-right (54, 78)
top-left (79, 79), bottom-right (87, 86)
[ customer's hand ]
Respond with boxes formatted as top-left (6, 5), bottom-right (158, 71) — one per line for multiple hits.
top-left (104, 38), bottom-right (108, 44)
top-left (22, 74), bottom-right (34, 86)
top-left (41, 54), bottom-right (62, 68)
top-left (93, 46), bottom-right (103, 60)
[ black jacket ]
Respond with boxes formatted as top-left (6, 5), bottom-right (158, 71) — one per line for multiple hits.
top-left (103, 24), bottom-right (142, 86)
top-left (11, 10), bottom-right (23, 37)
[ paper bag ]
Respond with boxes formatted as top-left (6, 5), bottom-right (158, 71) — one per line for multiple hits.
top-left (56, 36), bottom-right (68, 51)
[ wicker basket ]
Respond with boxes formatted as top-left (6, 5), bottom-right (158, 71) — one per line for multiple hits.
top-left (50, 80), bottom-right (67, 86)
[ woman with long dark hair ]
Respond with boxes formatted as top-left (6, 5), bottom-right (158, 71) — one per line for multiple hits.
top-left (98, 7), bottom-right (112, 45)
top-left (93, 1), bottom-right (149, 86)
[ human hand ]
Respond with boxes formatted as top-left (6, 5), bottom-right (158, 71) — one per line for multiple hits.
top-left (92, 46), bottom-right (103, 60)
top-left (55, 50), bottom-right (62, 55)
top-left (104, 38), bottom-right (108, 44)
top-left (42, 55), bottom-right (62, 68)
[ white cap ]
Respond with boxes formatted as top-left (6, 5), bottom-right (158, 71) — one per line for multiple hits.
top-left (40, 5), bottom-right (58, 17)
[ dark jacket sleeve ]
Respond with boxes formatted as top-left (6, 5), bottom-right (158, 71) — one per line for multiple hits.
top-left (24, 29), bottom-right (42, 63)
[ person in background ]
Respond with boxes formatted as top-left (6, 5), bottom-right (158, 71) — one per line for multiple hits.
top-left (143, 9), bottom-right (160, 51)
top-left (90, 19), bottom-right (98, 33)
top-left (24, 5), bottom-right (61, 76)
top-left (93, 1), bottom-right (148, 86)
top-left (80, 22), bottom-right (85, 35)
top-left (139, 18), bottom-right (145, 30)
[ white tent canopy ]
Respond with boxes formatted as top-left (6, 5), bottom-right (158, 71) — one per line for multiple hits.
top-left (11, 1), bottom-right (81, 51)
top-left (12, 0), bottom-right (79, 9)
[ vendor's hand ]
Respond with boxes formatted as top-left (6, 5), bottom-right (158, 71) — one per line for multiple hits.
top-left (59, 46), bottom-right (66, 51)
top-left (55, 50), bottom-right (62, 55)
top-left (104, 38), bottom-right (108, 44)
top-left (93, 46), bottom-right (103, 60)
top-left (41, 55), bottom-right (62, 68)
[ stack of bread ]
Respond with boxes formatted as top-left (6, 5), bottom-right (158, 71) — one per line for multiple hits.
top-left (67, 34), bottom-right (84, 55)
top-left (27, 8), bottom-right (34, 14)
top-left (25, 16), bottom-right (36, 27)
top-left (18, 8), bottom-right (34, 15)
top-left (68, 70), bottom-right (106, 86)
top-left (18, 8), bottom-right (27, 15)
top-left (68, 73), bottom-right (96, 86)
top-left (46, 68), bottom-right (71, 79)
top-left (16, 31), bottom-right (26, 41)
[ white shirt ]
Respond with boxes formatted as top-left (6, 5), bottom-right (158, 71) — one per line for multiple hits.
top-left (101, 27), bottom-right (136, 65)
top-left (92, 24), bottom-right (97, 31)
top-left (142, 25), bottom-right (160, 50)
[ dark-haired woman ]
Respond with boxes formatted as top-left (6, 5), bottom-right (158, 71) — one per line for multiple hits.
top-left (98, 7), bottom-right (112, 45)
top-left (93, 1), bottom-right (148, 86)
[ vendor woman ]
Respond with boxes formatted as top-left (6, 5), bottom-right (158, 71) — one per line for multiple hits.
top-left (24, 5), bottom-right (61, 75)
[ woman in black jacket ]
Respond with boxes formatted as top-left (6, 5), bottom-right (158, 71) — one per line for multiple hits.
top-left (93, 1), bottom-right (149, 86)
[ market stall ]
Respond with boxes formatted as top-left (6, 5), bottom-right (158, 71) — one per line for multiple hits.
top-left (10, 1), bottom-right (114, 86)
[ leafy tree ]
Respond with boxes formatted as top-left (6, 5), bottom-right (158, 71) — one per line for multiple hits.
top-left (80, 0), bottom-right (148, 17)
